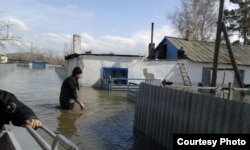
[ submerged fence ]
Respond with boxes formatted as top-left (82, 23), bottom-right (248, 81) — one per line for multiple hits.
top-left (133, 83), bottom-right (250, 150)
top-left (101, 78), bottom-right (161, 91)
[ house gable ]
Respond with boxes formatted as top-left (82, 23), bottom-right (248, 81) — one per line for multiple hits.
top-left (154, 36), bottom-right (250, 66)
top-left (154, 37), bottom-right (179, 60)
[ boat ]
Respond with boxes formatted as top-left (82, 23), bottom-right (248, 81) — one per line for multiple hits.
top-left (0, 124), bottom-right (79, 150)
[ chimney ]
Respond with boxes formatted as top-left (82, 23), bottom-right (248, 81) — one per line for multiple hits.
top-left (148, 22), bottom-right (155, 59)
top-left (185, 30), bottom-right (193, 41)
top-left (73, 34), bottom-right (81, 54)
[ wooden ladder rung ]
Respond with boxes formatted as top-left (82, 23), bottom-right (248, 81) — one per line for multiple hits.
top-left (178, 62), bottom-right (192, 86)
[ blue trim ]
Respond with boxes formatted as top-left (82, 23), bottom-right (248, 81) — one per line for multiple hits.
top-left (102, 67), bottom-right (128, 84)
top-left (154, 37), bottom-right (179, 60)
top-left (32, 61), bottom-right (46, 69)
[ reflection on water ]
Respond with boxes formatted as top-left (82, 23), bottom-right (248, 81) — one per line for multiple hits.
top-left (0, 65), bottom-right (163, 150)
top-left (56, 109), bottom-right (83, 138)
top-left (0, 63), bottom-right (15, 80)
top-left (73, 87), bottom-right (136, 150)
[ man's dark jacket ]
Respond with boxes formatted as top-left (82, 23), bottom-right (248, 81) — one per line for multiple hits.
top-left (59, 76), bottom-right (79, 109)
top-left (0, 90), bottom-right (38, 128)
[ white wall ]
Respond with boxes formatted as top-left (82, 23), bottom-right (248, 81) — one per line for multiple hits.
top-left (66, 55), bottom-right (182, 87)
top-left (66, 55), bottom-right (145, 86)
top-left (243, 66), bottom-right (250, 85)
top-left (187, 61), bottom-right (250, 87)
top-left (140, 60), bottom-right (182, 84)
top-left (65, 55), bottom-right (250, 87)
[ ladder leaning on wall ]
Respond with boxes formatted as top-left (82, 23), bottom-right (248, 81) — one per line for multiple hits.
top-left (178, 62), bottom-right (192, 86)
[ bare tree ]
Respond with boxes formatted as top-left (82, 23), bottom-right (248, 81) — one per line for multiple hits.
top-left (0, 20), bottom-right (22, 50)
top-left (167, 0), bottom-right (218, 41)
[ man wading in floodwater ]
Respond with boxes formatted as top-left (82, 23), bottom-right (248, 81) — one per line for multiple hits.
top-left (59, 66), bottom-right (85, 110)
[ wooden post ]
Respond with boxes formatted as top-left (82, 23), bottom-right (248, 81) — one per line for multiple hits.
top-left (227, 82), bottom-right (231, 100)
top-left (221, 22), bottom-right (244, 88)
top-left (211, 0), bottom-right (225, 87)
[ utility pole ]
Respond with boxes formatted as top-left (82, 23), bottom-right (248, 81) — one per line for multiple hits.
top-left (211, 0), bottom-right (224, 87)
top-left (221, 22), bottom-right (244, 88)
top-left (211, 0), bottom-right (244, 89)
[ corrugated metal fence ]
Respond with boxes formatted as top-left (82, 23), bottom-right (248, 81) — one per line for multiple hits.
top-left (133, 83), bottom-right (250, 150)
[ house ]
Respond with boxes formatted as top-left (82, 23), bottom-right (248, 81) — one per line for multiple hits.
top-left (60, 35), bottom-right (250, 89)
top-left (32, 61), bottom-right (47, 69)
top-left (64, 53), bottom-right (162, 89)
top-left (0, 52), bottom-right (8, 63)
top-left (154, 36), bottom-right (250, 87)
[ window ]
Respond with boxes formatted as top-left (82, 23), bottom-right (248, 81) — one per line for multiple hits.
top-left (102, 67), bottom-right (128, 84)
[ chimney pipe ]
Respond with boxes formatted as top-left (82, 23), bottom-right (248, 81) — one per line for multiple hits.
top-left (185, 30), bottom-right (193, 41)
top-left (148, 22), bottom-right (155, 59)
top-left (151, 22), bottom-right (154, 43)
top-left (73, 34), bottom-right (81, 54)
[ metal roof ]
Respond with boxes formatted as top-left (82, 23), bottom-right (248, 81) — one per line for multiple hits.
top-left (166, 36), bottom-right (250, 66)
top-left (65, 53), bottom-right (143, 60)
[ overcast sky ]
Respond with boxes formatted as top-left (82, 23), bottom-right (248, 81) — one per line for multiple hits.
top-left (0, 0), bottom-right (237, 56)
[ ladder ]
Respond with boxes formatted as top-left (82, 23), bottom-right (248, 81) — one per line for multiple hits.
top-left (178, 62), bottom-right (192, 86)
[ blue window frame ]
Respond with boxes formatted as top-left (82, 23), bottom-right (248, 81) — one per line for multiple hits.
top-left (102, 67), bottom-right (128, 84)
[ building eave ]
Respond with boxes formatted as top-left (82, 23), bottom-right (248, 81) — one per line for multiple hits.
top-left (65, 53), bottom-right (144, 60)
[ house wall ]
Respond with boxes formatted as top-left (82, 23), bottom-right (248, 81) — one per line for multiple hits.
top-left (65, 55), bottom-right (250, 88)
top-left (65, 55), bottom-right (184, 87)
top-left (234, 65), bottom-right (250, 86)
top-left (66, 55), bottom-right (145, 87)
top-left (186, 60), bottom-right (250, 87)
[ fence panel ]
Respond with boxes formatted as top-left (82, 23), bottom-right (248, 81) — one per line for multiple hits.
top-left (133, 83), bottom-right (250, 149)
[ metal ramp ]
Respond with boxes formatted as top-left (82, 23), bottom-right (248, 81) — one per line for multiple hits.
top-left (0, 125), bottom-right (79, 150)
top-left (178, 62), bottom-right (192, 86)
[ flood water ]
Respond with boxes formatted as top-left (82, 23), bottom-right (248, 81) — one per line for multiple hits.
top-left (0, 64), bottom-right (163, 150)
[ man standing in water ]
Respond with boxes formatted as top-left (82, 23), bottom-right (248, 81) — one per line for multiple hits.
top-left (59, 66), bottom-right (85, 110)
top-left (0, 90), bottom-right (42, 129)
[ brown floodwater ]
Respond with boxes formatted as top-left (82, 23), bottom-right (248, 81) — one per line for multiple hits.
top-left (0, 64), bottom-right (164, 150)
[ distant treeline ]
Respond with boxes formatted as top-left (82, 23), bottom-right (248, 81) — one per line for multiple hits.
top-left (7, 52), bottom-right (65, 65)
